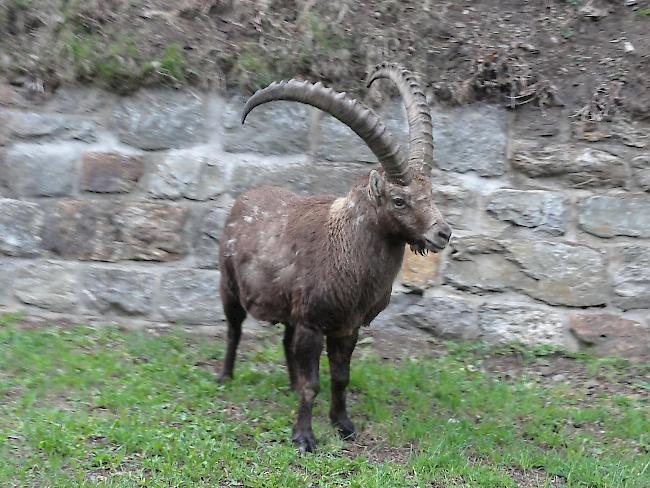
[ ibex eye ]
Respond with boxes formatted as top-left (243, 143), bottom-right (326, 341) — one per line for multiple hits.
top-left (392, 197), bottom-right (406, 208)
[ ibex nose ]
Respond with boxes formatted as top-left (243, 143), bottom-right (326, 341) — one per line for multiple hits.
top-left (437, 223), bottom-right (452, 243)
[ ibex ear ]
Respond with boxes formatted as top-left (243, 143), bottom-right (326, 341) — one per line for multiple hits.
top-left (368, 169), bottom-right (385, 204)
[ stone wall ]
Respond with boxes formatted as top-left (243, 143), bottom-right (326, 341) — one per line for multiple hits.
top-left (1, 82), bottom-right (649, 360)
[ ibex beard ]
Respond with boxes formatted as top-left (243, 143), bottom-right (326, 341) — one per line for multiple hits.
top-left (218, 63), bottom-right (452, 453)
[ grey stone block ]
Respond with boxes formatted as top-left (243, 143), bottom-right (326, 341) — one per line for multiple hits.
top-left (608, 246), bottom-right (650, 310)
top-left (0, 199), bottom-right (43, 257)
top-left (369, 293), bottom-right (421, 328)
top-left (478, 303), bottom-right (566, 346)
top-left (43, 201), bottom-right (123, 261)
top-left (486, 189), bottom-right (568, 235)
top-left (44, 201), bottom-right (190, 262)
top-left (1, 143), bottom-right (81, 197)
top-left (223, 96), bottom-right (310, 155)
top-left (0, 114), bottom-right (9, 147)
top-left (506, 240), bottom-right (608, 307)
top-left (81, 152), bottom-right (144, 193)
top-left (46, 86), bottom-right (118, 115)
top-left (631, 155), bottom-right (650, 192)
top-left (570, 314), bottom-right (649, 362)
top-left (434, 184), bottom-right (477, 231)
top-left (578, 194), bottom-right (650, 238)
top-left (445, 236), bottom-right (608, 307)
top-left (7, 112), bottom-right (97, 142)
top-left (228, 158), bottom-right (371, 197)
top-left (81, 268), bottom-right (156, 316)
top-left (111, 90), bottom-right (208, 150)
top-left (145, 152), bottom-right (204, 199)
top-left (432, 104), bottom-right (507, 176)
top-left (512, 145), bottom-right (627, 189)
top-left (14, 262), bottom-right (78, 312)
top-left (194, 205), bottom-right (230, 269)
top-left (317, 112), bottom-right (377, 163)
top-left (316, 101), bottom-right (409, 163)
top-left (144, 151), bottom-right (226, 200)
top-left (159, 270), bottom-right (223, 324)
top-left (444, 237), bottom-right (518, 293)
top-left (400, 295), bottom-right (478, 340)
top-left (116, 203), bottom-right (190, 261)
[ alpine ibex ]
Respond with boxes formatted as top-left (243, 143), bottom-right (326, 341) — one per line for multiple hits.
top-left (218, 63), bottom-right (452, 453)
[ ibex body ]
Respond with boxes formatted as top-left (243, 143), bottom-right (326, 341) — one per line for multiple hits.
top-left (218, 64), bottom-right (451, 453)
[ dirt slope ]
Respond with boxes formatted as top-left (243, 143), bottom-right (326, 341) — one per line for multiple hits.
top-left (1, 0), bottom-right (649, 118)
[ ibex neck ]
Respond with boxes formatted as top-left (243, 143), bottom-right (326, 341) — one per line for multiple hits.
top-left (326, 190), bottom-right (403, 261)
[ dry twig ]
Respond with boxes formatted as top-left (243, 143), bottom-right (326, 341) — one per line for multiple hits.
top-left (571, 81), bottom-right (623, 121)
top-left (469, 46), bottom-right (556, 108)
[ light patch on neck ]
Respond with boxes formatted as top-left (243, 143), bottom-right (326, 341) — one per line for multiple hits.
top-left (329, 197), bottom-right (348, 217)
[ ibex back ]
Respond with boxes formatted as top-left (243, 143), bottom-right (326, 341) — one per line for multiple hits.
top-left (218, 63), bottom-right (451, 453)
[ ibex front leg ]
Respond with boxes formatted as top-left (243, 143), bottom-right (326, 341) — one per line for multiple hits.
top-left (283, 324), bottom-right (298, 390)
top-left (291, 324), bottom-right (323, 453)
top-left (327, 329), bottom-right (359, 440)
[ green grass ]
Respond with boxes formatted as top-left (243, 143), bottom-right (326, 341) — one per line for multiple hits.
top-left (232, 13), bottom-right (353, 92)
top-left (157, 45), bottom-right (187, 84)
top-left (0, 314), bottom-right (648, 487)
top-left (66, 34), bottom-right (137, 88)
top-left (307, 13), bottom-right (353, 51)
top-left (235, 45), bottom-right (275, 90)
top-left (13, 0), bottom-right (30, 10)
top-left (64, 32), bottom-right (188, 93)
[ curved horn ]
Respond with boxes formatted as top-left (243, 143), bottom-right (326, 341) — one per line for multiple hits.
top-left (242, 79), bottom-right (411, 184)
top-left (367, 63), bottom-right (433, 173)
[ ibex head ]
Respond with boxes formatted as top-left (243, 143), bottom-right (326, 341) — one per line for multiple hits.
top-left (365, 63), bottom-right (451, 254)
top-left (241, 62), bottom-right (451, 254)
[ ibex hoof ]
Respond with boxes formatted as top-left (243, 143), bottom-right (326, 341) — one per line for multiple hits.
top-left (292, 429), bottom-right (317, 453)
top-left (216, 373), bottom-right (232, 384)
top-left (334, 419), bottom-right (356, 441)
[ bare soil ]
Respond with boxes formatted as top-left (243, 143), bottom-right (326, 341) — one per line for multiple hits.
top-left (1, 0), bottom-right (649, 118)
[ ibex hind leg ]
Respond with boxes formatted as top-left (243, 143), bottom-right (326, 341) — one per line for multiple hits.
top-left (217, 280), bottom-right (246, 383)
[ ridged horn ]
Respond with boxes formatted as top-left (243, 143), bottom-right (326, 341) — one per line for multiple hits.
top-left (242, 79), bottom-right (411, 184)
top-left (367, 63), bottom-right (433, 173)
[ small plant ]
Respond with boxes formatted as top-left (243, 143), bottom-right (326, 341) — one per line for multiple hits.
top-left (562, 29), bottom-right (575, 39)
top-left (236, 45), bottom-right (274, 89)
top-left (96, 36), bottom-right (138, 80)
top-left (157, 45), bottom-right (186, 83)
top-left (13, 0), bottom-right (29, 10)
top-left (307, 13), bottom-right (353, 51)
top-left (639, 8), bottom-right (650, 17)
top-left (67, 35), bottom-right (99, 80)
top-left (0, 312), bottom-right (24, 327)
top-left (65, 33), bottom-right (149, 93)
top-left (238, 47), bottom-right (265, 74)
top-left (296, 47), bottom-right (315, 73)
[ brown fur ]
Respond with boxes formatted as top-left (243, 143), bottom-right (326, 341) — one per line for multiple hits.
top-left (218, 168), bottom-right (451, 452)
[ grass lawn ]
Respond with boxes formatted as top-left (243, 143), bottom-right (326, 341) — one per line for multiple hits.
top-left (0, 313), bottom-right (648, 487)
